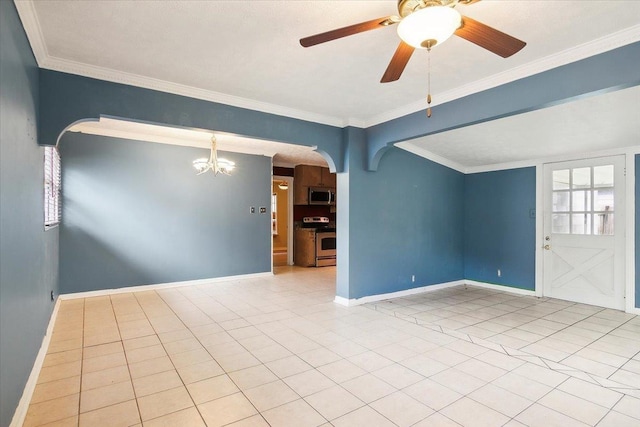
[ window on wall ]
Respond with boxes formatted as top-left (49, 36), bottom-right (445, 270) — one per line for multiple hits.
top-left (551, 165), bottom-right (614, 235)
top-left (44, 146), bottom-right (61, 229)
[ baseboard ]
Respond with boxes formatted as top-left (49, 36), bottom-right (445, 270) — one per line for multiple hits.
top-left (627, 306), bottom-right (640, 315)
top-left (9, 298), bottom-right (61, 427)
top-left (333, 280), bottom-right (466, 306)
top-left (333, 296), bottom-right (351, 306)
top-left (333, 279), bottom-right (538, 307)
top-left (464, 280), bottom-right (537, 296)
top-left (59, 271), bottom-right (273, 300)
top-left (10, 271), bottom-right (272, 424)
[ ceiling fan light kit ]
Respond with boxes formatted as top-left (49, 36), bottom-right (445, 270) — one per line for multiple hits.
top-left (299, 0), bottom-right (526, 117)
top-left (396, 5), bottom-right (461, 49)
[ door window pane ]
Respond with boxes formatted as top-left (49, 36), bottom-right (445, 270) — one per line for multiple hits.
top-left (595, 213), bottom-right (614, 235)
top-left (571, 213), bottom-right (591, 235)
top-left (594, 188), bottom-right (614, 211)
top-left (553, 170), bottom-right (570, 190)
top-left (572, 167), bottom-right (591, 189)
top-left (594, 165), bottom-right (614, 188)
top-left (553, 191), bottom-right (570, 212)
top-left (551, 164), bottom-right (615, 236)
top-left (552, 214), bottom-right (570, 234)
top-left (571, 190), bottom-right (591, 212)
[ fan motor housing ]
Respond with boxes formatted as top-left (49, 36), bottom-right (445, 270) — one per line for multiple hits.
top-left (397, 0), bottom-right (459, 17)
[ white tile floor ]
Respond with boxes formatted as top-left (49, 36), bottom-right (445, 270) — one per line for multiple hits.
top-left (367, 284), bottom-right (640, 394)
top-left (23, 266), bottom-right (640, 426)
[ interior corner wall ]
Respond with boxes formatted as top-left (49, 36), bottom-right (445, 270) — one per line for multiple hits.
top-left (0, 2), bottom-right (59, 426)
top-left (58, 133), bottom-right (271, 294)
top-left (464, 167), bottom-right (537, 290)
top-left (346, 142), bottom-right (465, 300)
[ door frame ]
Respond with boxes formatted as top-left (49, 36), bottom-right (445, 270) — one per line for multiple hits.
top-left (534, 149), bottom-right (638, 314)
top-left (273, 175), bottom-right (294, 266)
top-left (541, 156), bottom-right (625, 309)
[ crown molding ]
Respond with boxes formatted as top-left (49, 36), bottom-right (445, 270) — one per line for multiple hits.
top-left (364, 24), bottom-right (640, 127)
top-left (14, 0), bottom-right (48, 64)
top-left (14, 1), bottom-right (640, 131)
top-left (465, 145), bottom-right (640, 174)
top-left (15, 3), bottom-right (347, 127)
top-left (41, 56), bottom-right (351, 128)
top-left (395, 141), bottom-right (466, 173)
top-left (15, 0), bottom-right (351, 127)
top-left (398, 142), bottom-right (640, 175)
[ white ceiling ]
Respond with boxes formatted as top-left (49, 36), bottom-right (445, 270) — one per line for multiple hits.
top-left (398, 85), bottom-right (640, 171)
top-left (16, 0), bottom-right (640, 169)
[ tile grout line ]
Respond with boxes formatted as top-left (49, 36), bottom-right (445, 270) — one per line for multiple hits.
top-left (115, 293), bottom-right (156, 427)
top-left (150, 287), bottom-right (293, 426)
top-left (26, 273), bottom-right (638, 427)
top-left (131, 290), bottom-right (210, 426)
top-left (369, 285), bottom-right (640, 396)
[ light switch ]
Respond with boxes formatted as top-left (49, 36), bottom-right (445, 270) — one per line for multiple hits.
top-left (250, 207), bottom-right (255, 214)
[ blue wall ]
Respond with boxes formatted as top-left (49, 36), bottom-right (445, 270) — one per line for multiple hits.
top-left (38, 70), bottom-right (345, 172)
top-left (58, 133), bottom-right (272, 293)
top-left (0, 2), bottom-right (59, 426)
top-left (464, 168), bottom-right (536, 290)
top-left (636, 154), bottom-right (639, 309)
top-left (344, 145), bottom-right (465, 299)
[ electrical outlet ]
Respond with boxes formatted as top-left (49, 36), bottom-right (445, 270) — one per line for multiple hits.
top-left (250, 207), bottom-right (255, 214)
top-left (497, 269), bottom-right (502, 277)
top-left (259, 207), bottom-right (267, 214)
top-left (411, 275), bottom-right (415, 283)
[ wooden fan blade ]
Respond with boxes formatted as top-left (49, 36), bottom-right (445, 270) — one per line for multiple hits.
top-left (455, 16), bottom-right (526, 58)
top-left (381, 41), bottom-right (415, 83)
top-left (458, 0), bottom-right (482, 5)
top-left (300, 16), bottom-right (396, 47)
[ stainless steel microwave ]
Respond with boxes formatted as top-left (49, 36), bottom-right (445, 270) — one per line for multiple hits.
top-left (309, 187), bottom-right (336, 205)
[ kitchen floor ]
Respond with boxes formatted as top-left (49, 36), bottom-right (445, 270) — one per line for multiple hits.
top-left (23, 267), bottom-right (640, 427)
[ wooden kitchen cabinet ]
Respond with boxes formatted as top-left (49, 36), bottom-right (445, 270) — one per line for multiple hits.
top-left (294, 228), bottom-right (316, 267)
top-left (321, 167), bottom-right (336, 187)
top-left (294, 165), bottom-right (336, 205)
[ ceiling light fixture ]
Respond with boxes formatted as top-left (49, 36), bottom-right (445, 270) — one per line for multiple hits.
top-left (278, 182), bottom-right (289, 190)
top-left (396, 5), bottom-right (462, 49)
top-left (193, 136), bottom-right (235, 176)
top-left (396, 5), bottom-right (462, 118)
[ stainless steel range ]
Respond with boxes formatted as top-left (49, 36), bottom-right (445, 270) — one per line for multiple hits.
top-left (301, 216), bottom-right (336, 267)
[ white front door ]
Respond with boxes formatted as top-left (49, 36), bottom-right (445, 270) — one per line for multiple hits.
top-left (542, 156), bottom-right (626, 309)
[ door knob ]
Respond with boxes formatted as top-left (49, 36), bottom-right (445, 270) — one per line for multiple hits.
top-left (545, 236), bottom-right (551, 241)
top-left (544, 244), bottom-right (551, 250)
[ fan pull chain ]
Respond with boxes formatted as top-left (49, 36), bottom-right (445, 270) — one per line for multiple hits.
top-left (426, 46), bottom-right (432, 118)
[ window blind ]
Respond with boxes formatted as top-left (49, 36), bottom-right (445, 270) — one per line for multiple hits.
top-left (44, 146), bottom-right (61, 228)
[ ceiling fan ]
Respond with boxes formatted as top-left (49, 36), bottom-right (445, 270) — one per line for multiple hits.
top-left (300, 0), bottom-right (526, 83)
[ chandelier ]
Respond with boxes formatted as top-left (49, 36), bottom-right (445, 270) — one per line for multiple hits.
top-left (193, 136), bottom-right (235, 176)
